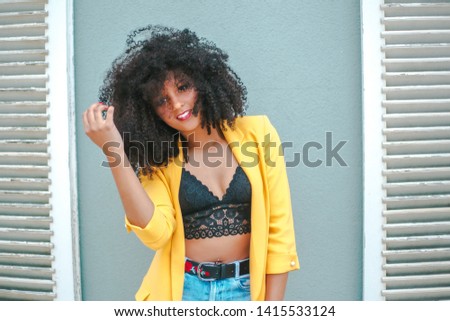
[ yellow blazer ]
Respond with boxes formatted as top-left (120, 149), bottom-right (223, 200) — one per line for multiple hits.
top-left (125, 115), bottom-right (299, 300)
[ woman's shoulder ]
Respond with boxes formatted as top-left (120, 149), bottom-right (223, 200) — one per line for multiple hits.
top-left (231, 114), bottom-right (277, 137)
top-left (234, 114), bottom-right (268, 125)
top-left (232, 114), bottom-right (271, 131)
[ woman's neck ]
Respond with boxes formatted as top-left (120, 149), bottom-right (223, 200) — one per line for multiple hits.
top-left (182, 126), bottom-right (226, 150)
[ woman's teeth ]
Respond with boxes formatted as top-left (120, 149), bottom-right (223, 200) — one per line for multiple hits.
top-left (177, 110), bottom-right (191, 120)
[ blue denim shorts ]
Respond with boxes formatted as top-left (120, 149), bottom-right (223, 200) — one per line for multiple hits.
top-left (182, 258), bottom-right (251, 301)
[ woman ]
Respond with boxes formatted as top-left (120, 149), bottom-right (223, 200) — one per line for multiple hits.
top-left (82, 25), bottom-right (299, 301)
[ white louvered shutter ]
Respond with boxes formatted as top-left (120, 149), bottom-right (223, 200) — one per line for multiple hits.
top-left (0, 0), bottom-right (55, 300)
top-left (380, 1), bottom-right (450, 300)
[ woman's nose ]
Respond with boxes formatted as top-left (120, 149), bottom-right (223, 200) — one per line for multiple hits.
top-left (171, 97), bottom-right (184, 110)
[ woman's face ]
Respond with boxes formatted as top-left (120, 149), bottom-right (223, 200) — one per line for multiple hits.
top-left (153, 72), bottom-right (201, 137)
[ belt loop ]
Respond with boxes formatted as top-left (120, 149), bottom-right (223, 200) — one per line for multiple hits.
top-left (235, 260), bottom-right (240, 278)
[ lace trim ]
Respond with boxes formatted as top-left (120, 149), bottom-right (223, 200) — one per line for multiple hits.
top-left (183, 203), bottom-right (251, 240)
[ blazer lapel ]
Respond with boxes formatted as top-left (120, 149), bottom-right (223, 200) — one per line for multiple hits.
top-left (222, 118), bottom-right (266, 301)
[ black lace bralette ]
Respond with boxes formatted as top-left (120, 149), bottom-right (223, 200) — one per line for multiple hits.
top-left (178, 165), bottom-right (252, 240)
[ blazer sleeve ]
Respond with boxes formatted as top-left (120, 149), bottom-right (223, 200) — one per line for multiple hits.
top-left (263, 116), bottom-right (300, 274)
top-left (124, 169), bottom-right (176, 251)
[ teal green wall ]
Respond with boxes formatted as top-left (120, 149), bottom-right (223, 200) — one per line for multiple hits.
top-left (74, 0), bottom-right (362, 300)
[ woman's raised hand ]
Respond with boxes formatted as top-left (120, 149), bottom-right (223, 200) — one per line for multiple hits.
top-left (82, 102), bottom-right (123, 154)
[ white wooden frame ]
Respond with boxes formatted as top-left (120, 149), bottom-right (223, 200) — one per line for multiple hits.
top-left (46, 0), bottom-right (81, 300)
top-left (361, 0), bottom-right (385, 300)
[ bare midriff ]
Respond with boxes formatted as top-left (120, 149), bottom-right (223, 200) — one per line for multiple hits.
top-left (183, 140), bottom-right (250, 263)
top-left (185, 233), bottom-right (251, 263)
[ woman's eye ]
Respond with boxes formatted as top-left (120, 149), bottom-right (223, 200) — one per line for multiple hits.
top-left (157, 98), bottom-right (168, 107)
top-left (178, 84), bottom-right (189, 92)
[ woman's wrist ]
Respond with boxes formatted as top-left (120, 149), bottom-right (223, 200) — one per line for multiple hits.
top-left (265, 273), bottom-right (288, 301)
top-left (102, 142), bottom-right (127, 167)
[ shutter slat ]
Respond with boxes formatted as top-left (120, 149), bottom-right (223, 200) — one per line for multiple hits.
top-left (0, 87), bottom-right (48, 101)
top-left (383, 44), bottom-right (450, 59)
top-left (0, 61), bottom-right (47, 75)
top-left (0, 152), bottom-right (49, 165)
top-left (0, 114), bottom-right (48, 126)
top-left (384, 140), bottom-right (450, 155)
top-left (383, 85), bottom-right (450, 100)
top-left (385, 235), bottom-right (450, 249)
top-left (0, 276), bottom-right (54, 291)
top-left (0, 165), bottom-right (49, 178)
top-left (0, 49), bottom-right (46, 63)
top-left (0, 264), bottom-right (53, 279)
top-left (0, 215), bottom-right (51, 228)
top-left (382, 30), bottom-right (450, 45)
top-left (382, 3), bottom-right (450, 17)
top-left (384, 127), bottom-right (450, 141)
top-left (384, 153), bottom-right (450, 168)
top-left (383, 99), bottom-right (450, 113)
top-left (384, 112), bottom-right (450, 127)
top-left (0, 102), bottom-right (47, 113)
top-left (384, 221), bottom-right (450, 236)
top-left (0, 10), bottom-right (46, 24)
top-left (0, 239), bottom-right (52, 253)
top-left (0, 35), bottom-right (46, 42)
top-left (383, 194), bottom-right (450, 210)
top-left (0, 75), bottom-right (47, 88)
top-left (0, 2), bottom-right (46, 14)
top-left (0, 36), bottom-right (46, 50)
top-left (0, 203), bottom-right (50, 215)
top-left (384, 181), bottom-right (450, 196)
top-left (383, 274), bottom-right (450, 289)
top-left (0, 252), bottom-right (53, 267)
top-left (384, 261), bottom-right (450, 276)
top-left (0, 22), bottom-right (46, 37)
top-left (0, 178), bottom-right (50, 190)
top-left (383, 207), bottom-right (450, 224)
top-left (0, 190), bottom-right (50, 203)
top-left (0, 227), bottom-right (52, 242)
top-left (0, 1), bottom-right (45, 3)
top-left (0, 127), bottom-right (48, 139)
top-left (383, 248), bottom-right (450, 263)
top-left (383, 16), bottom-right (450, 31)
top-left (384, 167), bottom-right (450, 182)
top-left (0, 288), bottom-right (55, 301)
top-left (383, 57), bottom-right (450, 72)
top-left (384, 71), bottom-right (450, 86)
top-left (0, 140), bottom-right (49, 152)
top-left (382, 287), bottom-right (450, 301)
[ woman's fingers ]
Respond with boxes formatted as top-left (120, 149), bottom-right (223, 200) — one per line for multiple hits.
top-left (93, 102), bottom-right (105, 123)
top-left (96, 102), bottom-right (113, 122)
top-left (84, 102), bottom-right (105, 131)
top-left (106, 105), bottom-right (114, 122)
top-left (82, 103), bottom-right (122, 152)
top-left (82, 103), bottom-right (97, 130)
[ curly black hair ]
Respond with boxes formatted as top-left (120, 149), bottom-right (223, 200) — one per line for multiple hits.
top-left (98, 25), bottom-right (248, 177)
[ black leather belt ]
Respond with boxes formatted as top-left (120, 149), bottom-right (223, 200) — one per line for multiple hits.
top-left (185, 258), bottom-right (250, 281)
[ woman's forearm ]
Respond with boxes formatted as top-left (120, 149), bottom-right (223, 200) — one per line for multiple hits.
top-left (105, 144), bottom-right (155, 228)
top-left (265, 273), bottom-right (288, 300)
top-left (82, 103), bottom-right (155, 228)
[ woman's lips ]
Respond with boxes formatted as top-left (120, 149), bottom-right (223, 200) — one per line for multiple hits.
top-left (176, 109), bottom-right (192, 121)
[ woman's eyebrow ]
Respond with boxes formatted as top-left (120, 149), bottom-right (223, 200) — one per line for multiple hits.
top-left (174, 77), bottom-right (188, 84)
